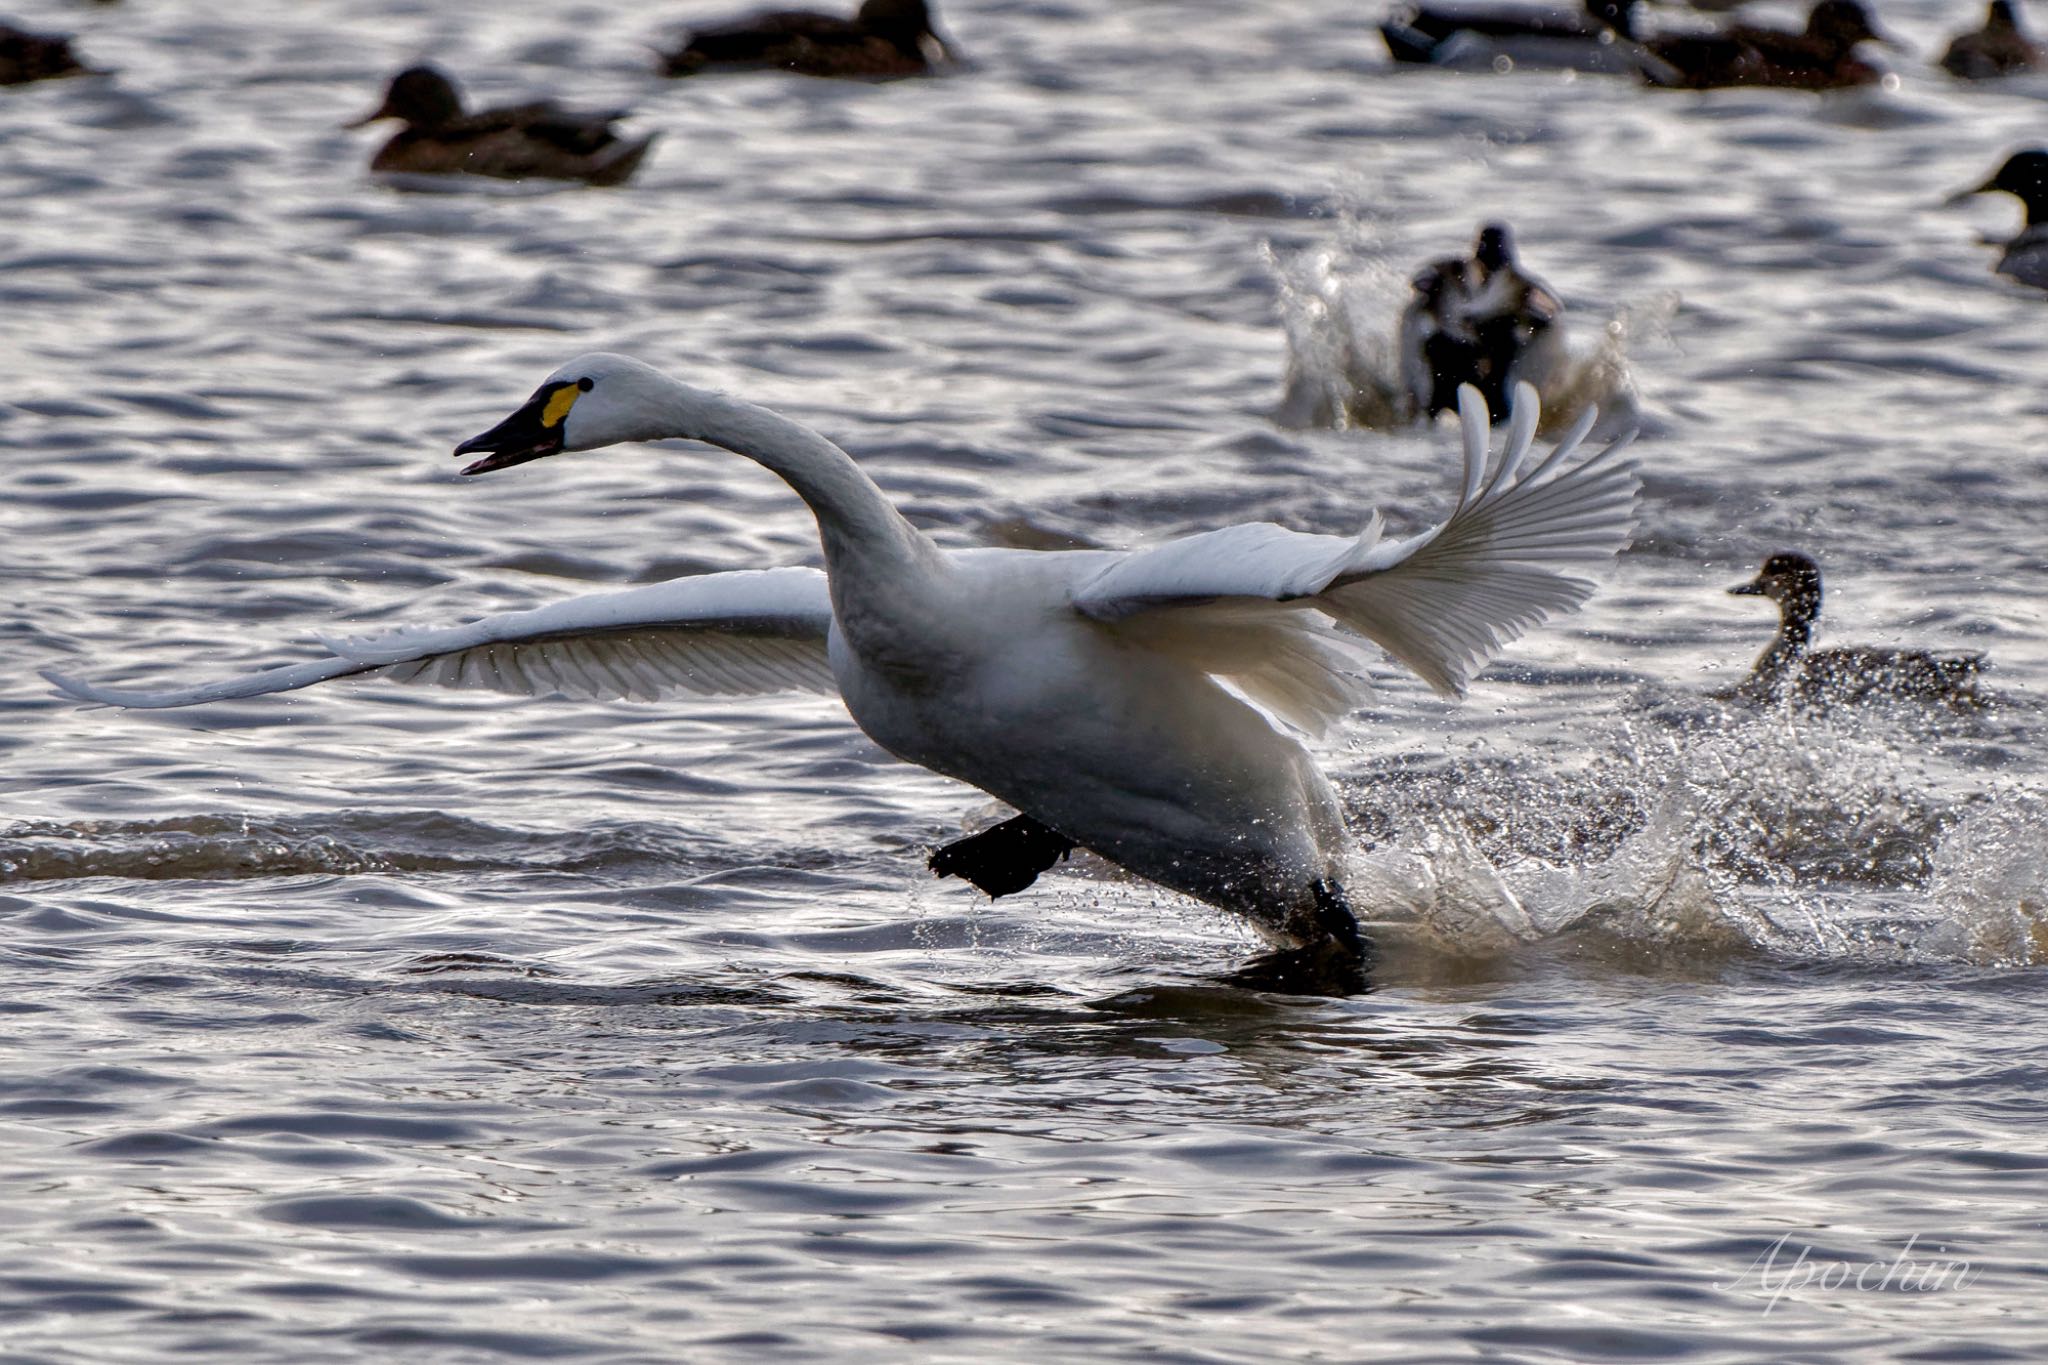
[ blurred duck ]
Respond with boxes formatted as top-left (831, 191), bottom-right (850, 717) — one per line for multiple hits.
top-left (1400, 258), bottom-right (1484, 418)
top-left (348, 66), bottom-right (657, 186)
top-left (1726, 553), bottom-right (1985, 707)
top-left (1967, 149), bottom-right (2048, 289)
top-left (1381, 0), bottom-right (1642, 68)
top-left (659, 0), bottom-right (956, 78)
top-left (0, 22), bottom-right (95, 85)
top-left (1401, 224), bottom-right (1566, 421)
top-left (1940, 0), bottom-right (2045, 76)
top-left (1641, 0), bottom-right (1898, 89)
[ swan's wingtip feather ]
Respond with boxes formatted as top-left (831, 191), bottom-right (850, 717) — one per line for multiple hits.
top-left (1455, 385), bottom-right (1490, 504)
top-left (1455, 383), bottom-right (1487, 428)
top-left (41, 668), bottom-right (111, 706)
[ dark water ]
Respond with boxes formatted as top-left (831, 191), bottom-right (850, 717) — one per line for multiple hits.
top-left (5, 0), bottom-right (2047, 1358)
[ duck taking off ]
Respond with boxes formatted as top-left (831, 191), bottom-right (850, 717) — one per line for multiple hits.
top-left (348, 66), bottom-right (657, 186)
top-left (1401, 223), bottom-right (1566, 423)
top-left (47, 358), bottom-right (1638, 992)
top-left (1725, 553), bottom-right (1985, 708)
top-left (658, 0), bottom-right (956, 78)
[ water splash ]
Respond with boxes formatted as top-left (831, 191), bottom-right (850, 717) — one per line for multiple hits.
top-left (1266, 230), bottom-right (1671, 437)
top-left (1341, 692), bottom-right (2048, 970)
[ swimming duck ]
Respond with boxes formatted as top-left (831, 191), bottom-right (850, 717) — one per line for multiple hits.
top-left (1940, 0), bottom-right (2045, 76)
top-left (46, 359), bottom-right (1638, 994)
top-left (1967, 149), bottom-right (2048, 290)
top-left (1641, 0), bottom-right (1897, 89)
top-left (1726, 553), bottom-right (1985, 707)
top-left (658, 0), bottom-right (955, 78)
top-left (1401, 224), bottom-right (1566, 421)
top-left (347, 66), bottom-right (657, 186)
top-left (0, 22), bottom-right (95, 85)
top-left (1381, 0), bottom-right (1643, 69)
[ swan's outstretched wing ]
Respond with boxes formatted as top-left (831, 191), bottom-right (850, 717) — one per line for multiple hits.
top-left (45, 567), bottom-right (836, 709)
top-left (1072, 383), bottom-right (1637, 703)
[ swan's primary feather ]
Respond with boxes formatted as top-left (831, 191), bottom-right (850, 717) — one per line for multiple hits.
top-left (44, 567), bottom-right (835, 709)
top-left (1074, 383), bottom-right (1637, 699)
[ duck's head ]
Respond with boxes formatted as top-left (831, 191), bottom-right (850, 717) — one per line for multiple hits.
top-left (455, 353), bottom-right (680, 475)
top-left (1473, 223), bottom-right (1517, 274)
top-left (1986, 0), bottom-right (2024, 31)
top-left (348, 65), bottom-right (464, 130)
top-left (1807, 0), bottom-right (1898, 49)
top-left (1971, 149), bottom-right (2048, 218)
top-left (1730, 552), bottom-right (1823, 610)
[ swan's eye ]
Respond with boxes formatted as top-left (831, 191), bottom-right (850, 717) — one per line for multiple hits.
top-left (577, 377), bottom-right (594, 392)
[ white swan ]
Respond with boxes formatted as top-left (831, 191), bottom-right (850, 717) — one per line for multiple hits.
top-left (47, 354), bottom-right (1638, 985)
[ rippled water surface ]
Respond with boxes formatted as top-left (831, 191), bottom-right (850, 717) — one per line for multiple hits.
top-left (5, 0), bottom-right (2048, 1358)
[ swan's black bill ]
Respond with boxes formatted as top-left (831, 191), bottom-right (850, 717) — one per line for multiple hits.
top-left (454, 384), bottom-right (573, 475)
top-left (1729, 579), bottom-right (1765, 596)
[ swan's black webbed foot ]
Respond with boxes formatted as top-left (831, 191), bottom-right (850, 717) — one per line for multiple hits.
top-left (1225, 880), bottom-right (1376, 998)
top-left (928, 813), bottom-right (1077, 898)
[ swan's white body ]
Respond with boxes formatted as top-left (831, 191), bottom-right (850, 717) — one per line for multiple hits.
top-left (48, 354), bottom-right (1637, 945)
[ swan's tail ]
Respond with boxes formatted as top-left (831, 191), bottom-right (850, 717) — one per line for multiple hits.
top-left (1315, 382), bottom-right (1638, 697)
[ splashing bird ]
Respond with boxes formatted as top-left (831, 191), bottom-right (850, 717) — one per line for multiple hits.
top-left (46, 358), bottom-right (1639, 993)
top-left (1401, 224), bottom-right (1567, 422)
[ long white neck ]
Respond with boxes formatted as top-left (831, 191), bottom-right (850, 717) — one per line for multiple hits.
top-left (643, 380), bottom-right (938, 579)
top-left (621, 377), bottom-right (952, 668)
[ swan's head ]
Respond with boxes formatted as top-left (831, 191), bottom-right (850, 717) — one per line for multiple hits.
top-left (454, 353), bottom-right (682, 475)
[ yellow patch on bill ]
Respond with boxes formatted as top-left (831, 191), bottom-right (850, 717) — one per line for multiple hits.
top-left (541, 384), bottom-right (580, 429)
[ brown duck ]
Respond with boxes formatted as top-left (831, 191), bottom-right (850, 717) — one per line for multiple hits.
top-left (1725, 553), bottom-right (1985, 708)
top-left (348, 66), bottom-right (657, 186)
top-left (1940, 0), bottom-right (2044, 77)
top-left (1641, 0), bottom-right (1898, 90)
top-left (658, 0), bottom-right (956, 78)
top-left (0, 22), bottom-right (96, 86)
